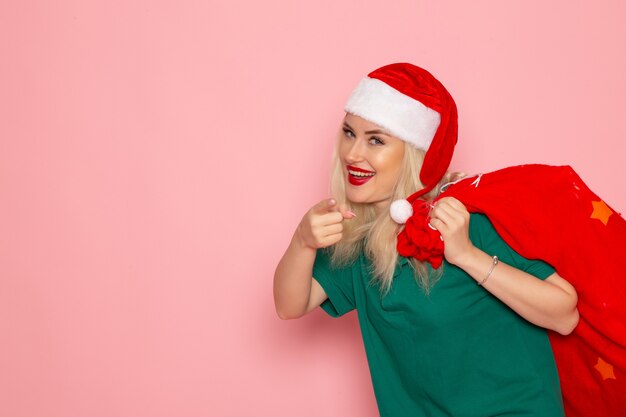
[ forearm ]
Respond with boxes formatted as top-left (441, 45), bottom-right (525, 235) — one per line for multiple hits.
top-left (455, 247), bottom-right (579, 335)
top-left (273, 230), bottom-right (317, 320)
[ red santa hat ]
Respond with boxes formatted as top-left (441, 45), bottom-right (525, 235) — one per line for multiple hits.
top-left (344, 63), bottom-right (458, 224)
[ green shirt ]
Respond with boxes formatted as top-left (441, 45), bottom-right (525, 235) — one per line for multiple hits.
top-left (312, 213), bottom-right (565, 417)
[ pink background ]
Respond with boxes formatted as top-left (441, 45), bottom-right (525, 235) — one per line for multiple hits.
top-left (1, 1), bottom-right (624, 416)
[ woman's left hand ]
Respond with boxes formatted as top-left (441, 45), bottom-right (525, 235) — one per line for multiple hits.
top-left (428, 197), bottom-right (475, 266)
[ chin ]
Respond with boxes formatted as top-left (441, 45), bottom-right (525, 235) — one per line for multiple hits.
top-left (345, 192), bottom-right (366, 203)
top-left (346, 196), bottom-right (376, 207)
top-left (345, 197), bottom-right (363, 205)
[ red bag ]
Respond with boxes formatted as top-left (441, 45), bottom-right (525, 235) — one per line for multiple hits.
top-left (399, 164), bottom-right (626, 416)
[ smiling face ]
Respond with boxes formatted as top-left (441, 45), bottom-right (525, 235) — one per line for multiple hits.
top-left (338, 113), bottom-right (406, 213)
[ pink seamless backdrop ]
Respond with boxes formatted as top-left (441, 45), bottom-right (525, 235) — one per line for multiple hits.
top-left (1, 1), bottom-right (624, 416)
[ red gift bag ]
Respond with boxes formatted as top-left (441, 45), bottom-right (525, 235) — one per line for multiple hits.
top-left (436, 164), bottom-right (626, 416)
top-left (397, 165), bottom-right (626, 417)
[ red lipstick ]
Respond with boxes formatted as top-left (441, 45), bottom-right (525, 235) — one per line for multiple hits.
top-left (347, 165), bottom-right (376, 186)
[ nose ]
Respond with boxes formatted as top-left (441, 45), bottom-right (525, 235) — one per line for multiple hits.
top-left (344, 138), bottom-right (367, 164)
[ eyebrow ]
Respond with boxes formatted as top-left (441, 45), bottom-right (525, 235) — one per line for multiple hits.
top-left (343, 122), bottom-right (391, 136)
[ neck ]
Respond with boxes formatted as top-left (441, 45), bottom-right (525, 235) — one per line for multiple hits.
top-left (374, 200), bottom-right (388, 216)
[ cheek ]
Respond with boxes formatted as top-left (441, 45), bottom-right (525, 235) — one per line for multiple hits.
top-left (373, 148), bottom-right (404, 179)
top-left (377, 167), bottom-right (402, 191)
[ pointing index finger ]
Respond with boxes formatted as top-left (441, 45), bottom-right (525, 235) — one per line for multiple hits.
top-left (313, 198), bottom-right (337, 214)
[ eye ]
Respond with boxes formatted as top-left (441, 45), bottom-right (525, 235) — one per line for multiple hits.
top-left (369, 136), bottom-right (384, 145)
top-left (342, 128), bottom-right (355, 138)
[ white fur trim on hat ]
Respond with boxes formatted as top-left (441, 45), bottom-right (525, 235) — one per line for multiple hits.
top-left (344, 77), bottom-right (441, 150)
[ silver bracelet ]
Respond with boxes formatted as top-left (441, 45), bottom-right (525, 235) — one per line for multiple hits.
top-left (478, 255), bottom-right (499, 286)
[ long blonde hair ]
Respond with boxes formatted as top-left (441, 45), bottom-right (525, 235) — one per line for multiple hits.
top-left (327, 135), bottom-right (462, 296)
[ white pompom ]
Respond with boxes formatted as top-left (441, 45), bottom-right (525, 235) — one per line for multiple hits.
top-left (390, 199), bottom-right (413, 224)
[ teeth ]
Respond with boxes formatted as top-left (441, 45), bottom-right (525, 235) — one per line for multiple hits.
top-left (348, 170), bottom-right (375, 177)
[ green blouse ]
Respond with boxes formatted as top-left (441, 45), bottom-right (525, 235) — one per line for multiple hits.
top-left (312, 213), bottom-right (565, 417)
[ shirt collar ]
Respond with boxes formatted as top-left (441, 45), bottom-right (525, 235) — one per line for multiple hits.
top-left (394, 255), bottom-right (410, 277)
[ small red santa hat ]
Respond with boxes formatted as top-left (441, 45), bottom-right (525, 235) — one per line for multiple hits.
top-left (344, 63), bottom-right (458, 224)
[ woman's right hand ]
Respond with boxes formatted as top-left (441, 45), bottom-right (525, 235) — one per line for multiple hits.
top-left (295, 198), bottom-right (356, 250)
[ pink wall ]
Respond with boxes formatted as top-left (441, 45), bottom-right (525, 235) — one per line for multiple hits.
top-left (2, 1), bottom-right (624, 416)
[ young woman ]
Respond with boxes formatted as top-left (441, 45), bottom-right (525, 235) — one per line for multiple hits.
top-left (273, 63), bottom-right (579, 417)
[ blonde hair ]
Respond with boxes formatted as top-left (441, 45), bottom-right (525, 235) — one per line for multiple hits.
top-left (327, 133), bottom-right (463, 296)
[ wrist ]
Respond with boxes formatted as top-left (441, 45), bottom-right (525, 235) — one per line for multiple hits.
top-left (292, 228), bottom-right (315, 252)
top-left (453, 246), bottom-right (501, 285)
top-left (451, 245), bottom-right (485, 269)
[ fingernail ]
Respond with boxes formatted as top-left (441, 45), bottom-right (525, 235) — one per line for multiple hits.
top-left (347, 210), bottom-right (356, 217)
top-left (329, 199), bottom-right (336, 205)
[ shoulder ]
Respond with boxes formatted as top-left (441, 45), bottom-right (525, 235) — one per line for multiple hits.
top-left (467, 213), bottom-right (556, 279)
top-left (467, 212), bottom-right (511, 256)
top-left (468, 212), bottom-right (498, 244)
top-left (468, 212), bottom-right (491, 228)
